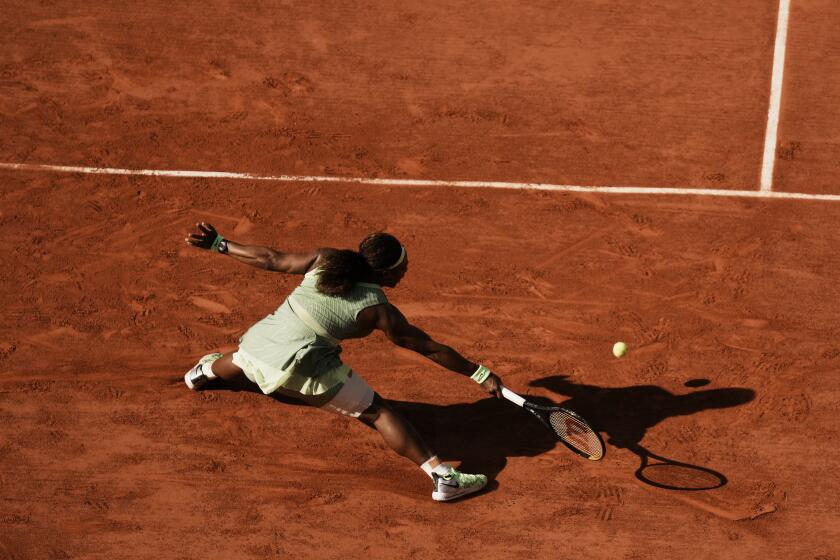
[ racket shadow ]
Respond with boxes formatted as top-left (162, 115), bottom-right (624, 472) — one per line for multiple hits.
top-left (529, 375), bottom-right (755, 491)
top-left (628, 443), bottom-right (727, 491)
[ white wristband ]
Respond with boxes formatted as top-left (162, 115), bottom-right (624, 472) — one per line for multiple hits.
top-left (471, 365), bottom-right (491, 384)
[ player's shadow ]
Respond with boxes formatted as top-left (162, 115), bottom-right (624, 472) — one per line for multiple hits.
top-left (388, 398), bottom-right (558, 480)
top-left (207, 374), bottom-right (754, 489)
top-left (530, 375), bottom-right (755, 489)
top-left (207, 376), bottom-right (557, 481)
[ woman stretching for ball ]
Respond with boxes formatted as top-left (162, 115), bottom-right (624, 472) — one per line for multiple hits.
top-left (184, 223), bottom-right (503, 501)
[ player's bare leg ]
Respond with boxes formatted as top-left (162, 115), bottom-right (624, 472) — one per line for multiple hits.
top-left (360, 394), bottom-right (487, 501)
top-left (208, 353), bottom-right (244, 380)
top-left (184, 352), bottom-right (242, 390)
top-left (359, 394), bottom-right (433, 465)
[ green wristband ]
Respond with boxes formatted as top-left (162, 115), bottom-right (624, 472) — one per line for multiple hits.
top-left (210, 234), bottom-right (225, 252)
top-left (471, 365), bottom-right (491, 384)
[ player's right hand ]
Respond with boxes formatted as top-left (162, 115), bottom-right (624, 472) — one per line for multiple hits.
top-left (186, 222), bottom-right (220, 250)
top-left (481, 372), bottom-right (503, 399)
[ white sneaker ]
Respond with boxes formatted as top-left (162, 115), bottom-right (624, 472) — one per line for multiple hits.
top-left (431, 468), bottom-right (488, 502)
top-left (184, 353), bottom-right (223, 390)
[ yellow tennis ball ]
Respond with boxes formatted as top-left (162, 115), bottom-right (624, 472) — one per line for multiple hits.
top-left (612, 341), bottom-right (628, 358)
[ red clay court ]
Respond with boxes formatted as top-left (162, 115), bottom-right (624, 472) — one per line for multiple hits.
top-left (1, 1), bottom-right (839, 558)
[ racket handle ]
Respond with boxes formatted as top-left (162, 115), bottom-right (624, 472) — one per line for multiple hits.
top-left (500, 386), bottom-right (527, 407)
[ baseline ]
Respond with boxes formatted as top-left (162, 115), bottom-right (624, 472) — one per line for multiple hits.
top-left (2, 161), bottom-right (840, 202)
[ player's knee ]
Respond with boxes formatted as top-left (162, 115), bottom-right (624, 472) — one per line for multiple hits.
top-left (359, 393), bottom-right (386, 424)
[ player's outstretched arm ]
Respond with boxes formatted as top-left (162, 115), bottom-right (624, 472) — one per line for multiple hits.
top-left (365, 303), bottom-right (503, 397)
top-left (185, 222), bottom-right (319, 274)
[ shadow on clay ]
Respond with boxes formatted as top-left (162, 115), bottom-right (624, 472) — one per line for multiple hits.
top-left (206, 375), bottom-right (554, 486)
top-left (530, 375), bottom-right (755, 491)
top-left (205, 374), bottom-right (754, 494)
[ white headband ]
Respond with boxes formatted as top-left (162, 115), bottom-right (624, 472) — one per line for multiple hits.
top-left (382, 246), bottom-right (406, 270)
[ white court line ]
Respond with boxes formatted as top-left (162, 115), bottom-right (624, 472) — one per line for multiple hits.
top-left (3, 161), bottom-right (840, 202)
top-left (760, 0), bottom-right (792, 192)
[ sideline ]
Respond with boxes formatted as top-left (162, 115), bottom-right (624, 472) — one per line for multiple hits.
top-left (760, 0), bottom-right (792, 192)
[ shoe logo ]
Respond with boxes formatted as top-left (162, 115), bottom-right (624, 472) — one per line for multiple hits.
top-left (439, 477), bottom-right (459, 488)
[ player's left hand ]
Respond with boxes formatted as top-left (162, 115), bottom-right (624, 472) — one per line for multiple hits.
top-left (186, 222), bottom-right (220, 250)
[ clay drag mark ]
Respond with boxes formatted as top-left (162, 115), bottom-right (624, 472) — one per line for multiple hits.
top-left (3, 174), bottom-right (840, 558)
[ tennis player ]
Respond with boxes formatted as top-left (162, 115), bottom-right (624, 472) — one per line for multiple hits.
top-left (183, 223), bottom-right (503, 501)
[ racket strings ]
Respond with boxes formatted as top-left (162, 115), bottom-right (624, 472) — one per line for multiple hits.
top-left (549, 410), bottom-right (604, 460)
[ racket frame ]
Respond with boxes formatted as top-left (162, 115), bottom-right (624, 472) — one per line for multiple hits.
top-left (500, 386), bottom-right (605, 461)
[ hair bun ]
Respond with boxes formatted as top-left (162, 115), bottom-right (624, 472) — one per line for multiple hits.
top-left (316, 250), bottom-right (371, 296)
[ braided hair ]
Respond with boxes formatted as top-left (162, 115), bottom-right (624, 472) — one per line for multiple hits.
top-left (316, 233), bottom-right (403, 296)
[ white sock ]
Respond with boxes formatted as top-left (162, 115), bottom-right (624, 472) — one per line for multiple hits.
top-left (202, 362), bottom-right (218, 380)
top-left (420, 457), bottom-right (453, 479)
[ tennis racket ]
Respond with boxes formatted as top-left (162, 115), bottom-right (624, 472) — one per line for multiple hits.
top-left (500, 386), bottom-right (605, 461)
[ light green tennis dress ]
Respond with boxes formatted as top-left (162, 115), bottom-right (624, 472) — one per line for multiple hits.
top-left (232, 268), bottom-right (387, 403)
